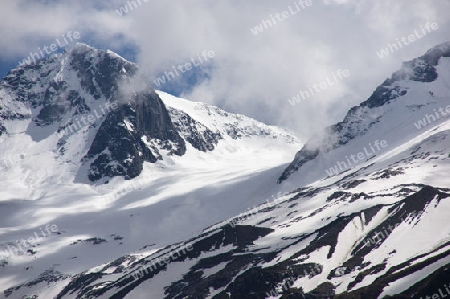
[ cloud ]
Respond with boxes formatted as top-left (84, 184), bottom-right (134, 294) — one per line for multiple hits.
top-left (0, 0), bottom-right (449, 139)
top-left (0, 1), bottom-right (131, 58)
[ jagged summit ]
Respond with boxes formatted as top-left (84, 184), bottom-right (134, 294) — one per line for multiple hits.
top-left (1, 42), bottom-right (186, 182)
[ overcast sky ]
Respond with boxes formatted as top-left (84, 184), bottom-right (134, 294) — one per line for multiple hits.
top-left (0, 0), bottom-right (449, 140)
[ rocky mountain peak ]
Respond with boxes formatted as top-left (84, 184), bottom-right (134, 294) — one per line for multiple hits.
top-left (0, 43), bottom-right (186, 182)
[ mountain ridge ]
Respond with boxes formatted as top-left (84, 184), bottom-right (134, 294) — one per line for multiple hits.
top-left (278, 41), bottom-right (450, 184)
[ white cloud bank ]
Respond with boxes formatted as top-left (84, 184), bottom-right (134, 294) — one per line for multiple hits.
top-left (0, 0), bottom-right (449, 139)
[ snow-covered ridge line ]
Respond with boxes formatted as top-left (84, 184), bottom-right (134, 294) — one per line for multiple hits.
top-left (278, 42), bottom-right (450, 185)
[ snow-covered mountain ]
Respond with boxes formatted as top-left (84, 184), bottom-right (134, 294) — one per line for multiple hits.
top-left (1, 42), bottom-right (450, 299)
top-left (1, 43), bottom-right (188, 183)
top-left (0, 44), bottom-right (301, 298)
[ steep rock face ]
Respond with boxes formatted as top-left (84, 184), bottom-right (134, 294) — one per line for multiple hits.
top-left (278, 42), bottom-right (450, 183)
top-left (84, 91), bottom-right (186, 181)
top-left (167, 106), bottom-right (222, 152)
